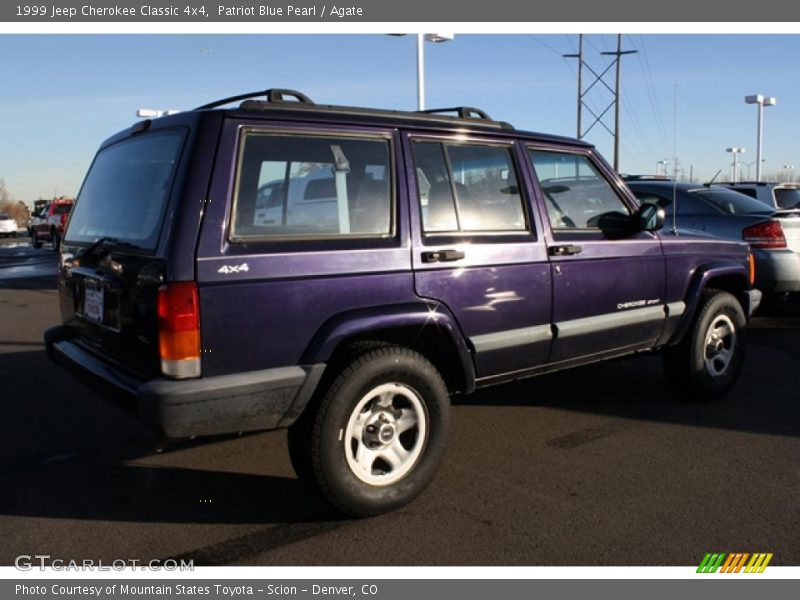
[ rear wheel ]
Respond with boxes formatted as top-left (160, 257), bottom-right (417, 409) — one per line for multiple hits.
top-left (663, 291), bottom-right (746, 399)
top-left (289, 346), bottom-right (450, 517)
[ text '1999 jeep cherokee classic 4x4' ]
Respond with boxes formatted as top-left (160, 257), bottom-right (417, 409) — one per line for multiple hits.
top-left (46, 89), bottom-right (762, 516)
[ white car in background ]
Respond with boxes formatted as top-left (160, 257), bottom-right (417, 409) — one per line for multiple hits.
top-left (0, 213), bottom-right (18, 237)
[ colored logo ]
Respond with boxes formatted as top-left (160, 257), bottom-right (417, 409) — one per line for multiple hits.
top-left (697, 552), bottom-right (773, 573)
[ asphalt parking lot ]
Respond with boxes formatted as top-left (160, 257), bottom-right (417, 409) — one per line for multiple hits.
top-left (0, 237), bottom-right (798, 566)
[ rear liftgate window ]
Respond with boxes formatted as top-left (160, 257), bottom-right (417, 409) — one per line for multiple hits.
top-left (66, 129), bottom-right (185, 252)
top-left (232, 132), bottom-right (393, 239)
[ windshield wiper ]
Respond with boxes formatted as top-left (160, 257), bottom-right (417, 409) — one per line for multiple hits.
top-left (76, 237), bottom-right (141, 260)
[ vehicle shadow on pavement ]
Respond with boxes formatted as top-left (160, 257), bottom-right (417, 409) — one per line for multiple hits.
top-left (0, 348), bottom-right (334, 527)
top-left (0, 458), bottom-right (332, 526)
top-left (455, 316), bottom-right (800, 441)
top-left (0, 275), bottom-right (57, 290)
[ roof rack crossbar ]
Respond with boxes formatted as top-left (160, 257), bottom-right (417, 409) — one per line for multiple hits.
top-left (421, 106), bottom-right (493, 121)
top-left (196, 88), bottom-right (314, 110)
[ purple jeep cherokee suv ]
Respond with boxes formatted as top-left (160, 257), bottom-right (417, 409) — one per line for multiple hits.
top-left (45, 89), bottom-right (761, 516)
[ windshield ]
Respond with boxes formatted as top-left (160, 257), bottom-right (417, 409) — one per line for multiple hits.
top-left (775, 187), bottom-right (800, 209)
top-left (65, 129), bottom-right (185, 251)
top-left (690, 187), bottom-right (773, 215)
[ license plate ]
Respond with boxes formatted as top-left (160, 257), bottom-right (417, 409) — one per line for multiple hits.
top-left (83, 283), bottom-right (104, 323)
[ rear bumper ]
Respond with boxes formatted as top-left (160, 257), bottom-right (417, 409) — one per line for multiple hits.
top-left (45, 327), bottom-right (325, 439)
top-left (753, 248), bottom-right (800, 294)
top-left (743, 288), bottom-right (763, 318)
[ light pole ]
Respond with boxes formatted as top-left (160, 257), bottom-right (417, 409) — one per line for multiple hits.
top-left (745, 94), bottom-right (776, 182)
top-left (726, 147), bottom-right (745, 184)
top-left (414, 33), bottom-right (454, 111)
top-left (656, 159), bottom-right (669, 176)
top-left (782, 164), bottom-right (795, 182)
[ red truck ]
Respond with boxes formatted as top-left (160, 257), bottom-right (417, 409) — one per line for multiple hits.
top-left (31, 198), bottom-right (73, 251)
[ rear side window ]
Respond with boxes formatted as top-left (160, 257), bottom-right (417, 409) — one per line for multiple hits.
top-left (66, 129), bottom-right (185, 251)
top-left (232, 132), bottom-right (392, 239)
top-left (529, 150), bottom-right (630, 230)
top-left (412, 141), bottom-right (527, 234)
top-left (775, 188), bottom-right (800, 209)
top-left (52, 204), bottom-right (72, 215)
top-left (729, 187), bottom-right (759, 200)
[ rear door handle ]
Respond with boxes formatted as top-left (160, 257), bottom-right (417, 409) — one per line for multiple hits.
top-left (421, 249), bottom-right (466, 263)
top-left (549, 244), bottom-right (583, 256)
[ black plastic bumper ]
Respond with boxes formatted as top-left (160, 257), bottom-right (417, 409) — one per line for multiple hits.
top-left (45, 326), bottom-right (325, 439)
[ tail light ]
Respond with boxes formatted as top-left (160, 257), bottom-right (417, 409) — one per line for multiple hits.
top-left (157, 282), bottom-right (201, 379)
top-left (742, 220), bottom-right (786, 249)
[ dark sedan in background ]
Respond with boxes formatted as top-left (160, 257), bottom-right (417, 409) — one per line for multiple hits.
top-left (626, 180), bottom-right (800, 297)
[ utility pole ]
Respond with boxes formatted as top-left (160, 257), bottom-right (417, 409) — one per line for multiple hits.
top-left (602, 35), bottom-right (638, 171)
top-left (563, 34), bottom-right (583, 139)
top-left (565, 35), bottom-right (636, 170)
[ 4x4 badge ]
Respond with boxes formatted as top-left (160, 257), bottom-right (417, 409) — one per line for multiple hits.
top-left (217, 263), bottom-right (249, 275)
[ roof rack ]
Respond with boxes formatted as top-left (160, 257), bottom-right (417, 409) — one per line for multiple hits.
top-left (420, 106), bottom-right (494, 121)
top-left (195, 88), bottom-right (513, 131)
top-left (195, 88), bottom-right (314, 110)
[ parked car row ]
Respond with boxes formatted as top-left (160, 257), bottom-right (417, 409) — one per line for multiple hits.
top-left (624, 178), bottom-right (800, 298)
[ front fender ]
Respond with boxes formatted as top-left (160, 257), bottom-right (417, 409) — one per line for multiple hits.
top-left (665, 261), bottom-right (749, 346)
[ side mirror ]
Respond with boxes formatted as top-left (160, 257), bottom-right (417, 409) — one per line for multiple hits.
top-left (638, 203), bottom-right (665, 232)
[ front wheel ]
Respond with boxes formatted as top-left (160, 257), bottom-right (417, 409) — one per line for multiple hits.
top-left (31, 231), bottom-right (42, 249)
top-left (292, 346), bottom-right (450, 517)
top-left (663, 291), bottom-right (747, 399)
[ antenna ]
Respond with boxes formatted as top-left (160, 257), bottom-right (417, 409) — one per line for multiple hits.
top-left (671, 84), bottom-right (679, 235)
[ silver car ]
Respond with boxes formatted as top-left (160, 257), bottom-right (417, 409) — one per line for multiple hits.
top-left (627, 181), bottom-right (800, 296)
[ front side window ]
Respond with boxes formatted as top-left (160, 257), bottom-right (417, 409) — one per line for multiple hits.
top-left (528, 150), bottom-right (630, 230)
top-left (232, 132), bottom-right (392, 239)
top-left (412, 140), bottom-right (527, 234)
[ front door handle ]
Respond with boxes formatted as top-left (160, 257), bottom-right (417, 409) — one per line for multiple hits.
top-left (421, 249), bottom-right (466, 263)
top-left (549, 244), bottom-right (583, 256)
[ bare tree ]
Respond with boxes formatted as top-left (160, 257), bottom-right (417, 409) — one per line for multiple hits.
top-left (0, 179), bottom-right (30, 225)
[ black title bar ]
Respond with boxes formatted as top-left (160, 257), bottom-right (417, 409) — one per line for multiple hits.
top-left (3, 0), bottom-right (800, 22)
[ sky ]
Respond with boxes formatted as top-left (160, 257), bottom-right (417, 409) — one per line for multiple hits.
top-left (1, 33), bottom-right (800, 205)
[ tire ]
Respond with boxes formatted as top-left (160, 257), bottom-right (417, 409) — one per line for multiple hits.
top-left (31, 231), bottom-right (42, 249)
top-left (296, 346), bottom-right (450, 517)
top-left (52, 229), bottom-right (60, 252)
top-left (663, 291), bottom-right (747, 399)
